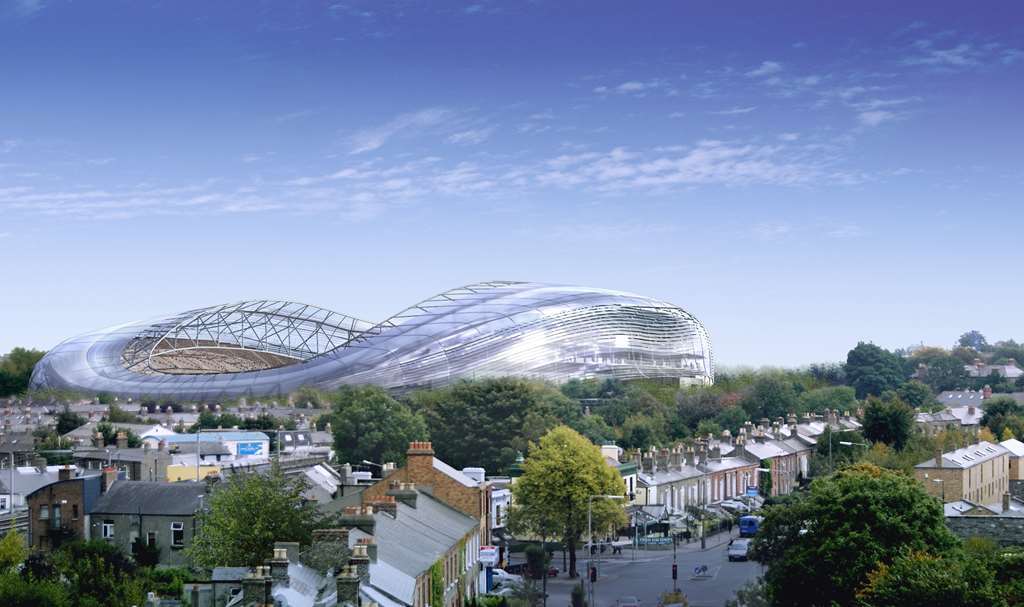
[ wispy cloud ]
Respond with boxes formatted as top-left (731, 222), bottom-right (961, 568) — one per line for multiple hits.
top-left (347, 107), bottom-right (453, 154)
top-left (711, 106), bottom-right (757, 115)
top-left (858, 110), bottom-right (897, 127)
top-left (902, 41), bottom-right (980, 68)
top-left (447, 127), bottom-right (495, 145)
top-left (593, 79), bottom-right (668, 96)
top-left (275, 109), bottom-right (318, 123)
top-left (746, 61), bottom-right (782, 77)
top-left (10, 0), bottom-right (45, 17)
top-left (778, 133), bottom-right (800, 141)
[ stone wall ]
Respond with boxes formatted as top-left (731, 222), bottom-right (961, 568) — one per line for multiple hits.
top-left (946, 516), bottom-right (1024, 547)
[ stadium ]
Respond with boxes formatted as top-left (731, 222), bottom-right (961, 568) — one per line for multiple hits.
top-left (29, 281), bottom-right (714, 400)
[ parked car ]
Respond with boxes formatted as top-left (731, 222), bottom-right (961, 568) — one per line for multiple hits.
top-left (719, 499), bottom-right (751, 513)
top-left (727, 538), bottom-right (751, 561)
top-left (616, 597), bottom-right (640, 607)
top-left (547, 565), bottom-right (559, 577)
top-left (492, 568), bottom-right (523, 586)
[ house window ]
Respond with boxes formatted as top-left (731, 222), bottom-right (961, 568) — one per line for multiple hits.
top-left (0, 496), bottom-right (7, 511)
top-left (147, 531), bottom-right (157, 546)
top-left (72, 504), bottom-right (79, 520)
top-left (51, 505), bottom-right (62, 529)
top-left (171, 522), bottom-right (184, 547)
top-left (39, 505), bottom-right (49, 521)
top-left (102, 520), bottom-right (114, 539)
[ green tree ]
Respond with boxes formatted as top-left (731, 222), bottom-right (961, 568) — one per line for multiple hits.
top-left (857, 549), bottom-right (1003, 607)
top-left (187, 465), bottom-right (326, 568)
top-left (0, 531), bottom-right (27, 572)
top-left (104, 404), bottom-right (141, 424)
top-left (0, 571), bottom-right (69, 607)
top-left (844, 342), bottom-right (906, 398)
top-left (958, 330), bottom-right (990, 352)
top-left (714, 406), bottom-right (750, 434)
top-left (861, 396), bottom-right (914, 450)
top-left (897, 380), bottom-right (936, 409)
top-left (739, 376), bottom-right (799, 421)
top-left (0, 348), bottom-right (46, 397)
top-left (414, 378), bottom-right (580, 472)
top-left (798, 386), bottom-right (857, 414)
top-left (618, 414), bottom-right (666, 450)
top-left (317, 385), bottom-right (428, 465)
top-left (754, 464), bottom-right (958, 607)
top-left (509, 426), bottom-right (626, 578)
top-left (52, 540), bottom-right (145, 607)
top-left (94, 422), bottom-right (142, 448)
top-left (981, 396), bottom-right (1024, 438)
top-left (55, 407), bottom-right (87, 435)
top-left (921, 354), bottom-right (970, 392)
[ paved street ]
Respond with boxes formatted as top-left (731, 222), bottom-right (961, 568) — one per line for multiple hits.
top-left (528, 531), bottom-right (761, 607)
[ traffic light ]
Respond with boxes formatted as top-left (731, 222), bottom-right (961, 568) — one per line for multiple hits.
top-left (672, 563), bottom-right (677, 580)
top-left (590, 566), bottom-right (597, 583)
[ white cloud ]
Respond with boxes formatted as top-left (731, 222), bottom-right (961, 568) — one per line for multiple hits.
top-left (778, 133), bottom-right (800, 141)
top-left (711, 106), bottom-right (757, 115)
top-left (593, 79), bottom-right (666, 96)
top-left (746, 61), bottom-right (783, 77)
top-left (858, 110), bottom-right (897, 127)
top-left (12, 0), bottom-right (45, 17)
top-left (347, 107), bottom-right (452, 154)
top-left (447, 127), bottom-right (495, 145)
top-left (903, 41), bottom-right (980, 68)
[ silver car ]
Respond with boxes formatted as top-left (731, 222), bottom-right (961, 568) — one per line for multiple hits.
top-left (727, 538), bottom-right (751, 561)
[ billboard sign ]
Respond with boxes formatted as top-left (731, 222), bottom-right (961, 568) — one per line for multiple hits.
top-left (237, 441), bottom-right (264, 456)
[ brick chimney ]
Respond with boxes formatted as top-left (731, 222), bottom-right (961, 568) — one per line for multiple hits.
top-left (92, 431), bottom-right (104, 448)
top-left (102, 466), bottom-right (118, 493)
top-left (242, 567), bottom-right (272, 606)
top-left (335, 565), bottom-right (361, 606)
top-left (356, 537), bottom-right (377, 564)
top-left (669, 447), bottom-right (681, 470)
top-left (370, 495), bottom-right (397, 517)
top-left (274, 541), bottom-right (300, 563)
top-left (116, 431), bottom-right (128, 449)
top-left (983, 385), bottom-right (993, 399)
top-left (339, 506), bottom-right (376, 535)
top-left (386, 481), bottom-right (418, 508)
top-left (349, 543), bottom-right (371, 582)
top-left (406, 441), bottom-right (434, 478)
top-left (58, 465), bottom-right (73, 481)
top-left (268, 547), bottom-right (290, 587)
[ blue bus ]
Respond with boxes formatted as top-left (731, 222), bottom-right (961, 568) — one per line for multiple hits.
top-left (739, 515), bottom-right (762, 538)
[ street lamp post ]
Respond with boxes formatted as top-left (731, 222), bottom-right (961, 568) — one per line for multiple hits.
top-left (588, 494), bottom-right (624, 607)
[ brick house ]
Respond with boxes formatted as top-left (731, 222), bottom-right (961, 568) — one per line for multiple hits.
top-left (25, 466), bottom-right (103, 550)
top-left (360, 442), bottom-right (491, 544)
top-left (915, 441), bottom-right (1010, 504)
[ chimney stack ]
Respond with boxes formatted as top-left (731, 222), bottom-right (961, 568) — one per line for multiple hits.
top-left (983, 385), bottom-right (993, 399)
top-left (386, 481), bottom-right (418, 508)
top-left (349, 543), bottom-right (371, 582)
top-left (268, 548), bottom-right (290, 587)
top-left (336, 565), bottom-right (361, 607)
top-left (116, 431), bottom-right (128, 449)
top-left (357, 537), bottom-right (378, 563)
top-left (93, 431), bottom-right (104, 448)
top-left (102, 466), bottom-right (118, 493)
top-left (1004, 493), bottom-right (1013, 512)
top-left (935, 447), bottom-right (943, 469)
top-left (242, 567), bottom-right (272, 606)
top-left (370, 495), bottom-right (398, 517)
top-left (58, 465), bottom-right (73, 481)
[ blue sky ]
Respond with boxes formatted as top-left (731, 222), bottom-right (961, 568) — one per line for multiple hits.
top-left (1, 1), bottom-right (1022, 367)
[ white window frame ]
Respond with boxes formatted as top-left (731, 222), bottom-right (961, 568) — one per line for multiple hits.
top-left (102, 521), bottom-right (114, 539)
top-left (171, 521), bottom-right (184, 547)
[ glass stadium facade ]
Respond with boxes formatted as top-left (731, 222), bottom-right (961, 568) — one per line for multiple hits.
top-left (30, 281), bottom-right (713, 400)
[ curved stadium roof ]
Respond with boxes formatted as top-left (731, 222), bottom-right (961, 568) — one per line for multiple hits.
top-left (30, 281), bottom-right (714, 400)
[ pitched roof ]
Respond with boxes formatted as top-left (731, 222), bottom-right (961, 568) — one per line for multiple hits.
top-left (89, 481), bottom-right (207, 516)
top-left (916, 441), bottom-right (1008, 469)
top-left (157, 431), bottom-right (270, 443)
top-left (1001, 438), bottom-right (1024, 457)
top-left (431, 457), bottom-right (478, 487)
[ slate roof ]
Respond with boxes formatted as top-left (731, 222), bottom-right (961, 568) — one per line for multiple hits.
top-left (157, 431), bottom-right (270, 443)
top-left (915, 441), bottom-right (1008, 470)
top-left (432, 457), bottom-right (478, 487)
top-left (89, 481), bottom-right (207, 516)
top-left (348, 490), bottom-right (477, 605)
top-left (74, 446), bottom-right (156, 463)
top-left (1001, 438), bottom-right (1024, 457)
top-left (937, 390), bottom-right (987, 404)
top-left (0, 465), bottom-right (82, 495)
